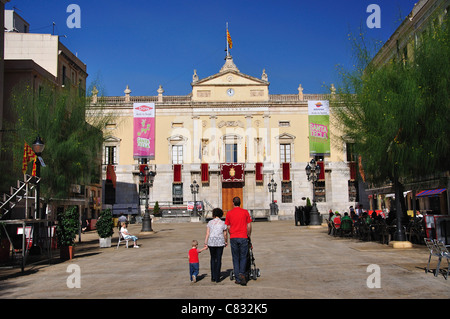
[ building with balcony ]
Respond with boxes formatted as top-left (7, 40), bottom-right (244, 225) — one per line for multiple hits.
top-left (1, 10), bottom-right (99, 223)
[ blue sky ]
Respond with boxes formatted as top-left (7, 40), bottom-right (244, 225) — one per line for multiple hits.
top-left (5, 0), bottom-right (416, 96)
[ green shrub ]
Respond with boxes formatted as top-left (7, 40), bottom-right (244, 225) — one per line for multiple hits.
top-left (56, 206), bottom-right (80, 246)
top-left (96, 209), bottom-right (114, 238)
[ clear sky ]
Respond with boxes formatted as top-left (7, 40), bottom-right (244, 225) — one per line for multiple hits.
top-left (5, 0), bottom-right (416, 96)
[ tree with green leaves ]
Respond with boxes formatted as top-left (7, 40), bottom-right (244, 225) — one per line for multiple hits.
top-left (333, 16), bottom-right (450, 241)
top-left (6, 83), bottom-right (115, 208)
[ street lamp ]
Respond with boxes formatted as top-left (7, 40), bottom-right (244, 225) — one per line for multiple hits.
top-left (190, 180), bottom-right (199, 217)
top-left (305, 159), bottom-right (321, 226)
top-left (32, 136), bottom-right (45, 219)
top-left (139, 166), bottom-right (156, 232)
top-left (30, 136), bottom-right (45, 255)
top-left (267, 177), bottom-right (278, 215)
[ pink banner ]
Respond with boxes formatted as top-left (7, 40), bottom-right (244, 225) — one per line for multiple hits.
top-left (133, 103), bottom-right (155, 159)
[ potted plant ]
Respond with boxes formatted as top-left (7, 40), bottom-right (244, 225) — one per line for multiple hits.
top-left (153, 201), bottom-right (161, 217)
top-left (56, 206), bottom-right (80, 260)
top-left (96, 209), bottom-right (114, 248)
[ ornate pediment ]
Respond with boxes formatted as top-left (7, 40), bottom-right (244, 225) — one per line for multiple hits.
top-left (191, 56), bottom-right (270, 102)
top-left (220, 55), bottom-right (240, 73)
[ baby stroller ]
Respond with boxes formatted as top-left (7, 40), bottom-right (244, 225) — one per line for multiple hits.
top-left (230, 238), bottom-right (261, 281)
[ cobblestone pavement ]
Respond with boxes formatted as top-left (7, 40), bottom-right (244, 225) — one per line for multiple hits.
top-left (0, 220), bottom-right (448, 303)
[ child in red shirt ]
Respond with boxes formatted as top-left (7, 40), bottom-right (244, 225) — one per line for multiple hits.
top-left (188, 240), bottom-right (207, 282)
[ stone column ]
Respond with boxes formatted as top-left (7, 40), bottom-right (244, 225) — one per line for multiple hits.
top-left (245, 115), bottom-right (253, 163)
top-left (193, 116), bottom-right (201, 164)
top-left (263, 115), bottom-right (270, 163)
top-left (210, 116), bottom-right (217, 163)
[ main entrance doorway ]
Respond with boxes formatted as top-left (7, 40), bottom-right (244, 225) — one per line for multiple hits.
top-left (222, 182), bottom-right (243, 215)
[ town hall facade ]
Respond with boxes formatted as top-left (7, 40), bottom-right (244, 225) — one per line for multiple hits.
top-left (89, 55), bottom-right (358, 220)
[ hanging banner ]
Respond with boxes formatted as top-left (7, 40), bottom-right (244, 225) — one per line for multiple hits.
top-left (133, 103), bottom-right (155, 159)
top-left (308, 100), bottom-right (330, 156)
top-left (220, 163), bottom-right (245, 182)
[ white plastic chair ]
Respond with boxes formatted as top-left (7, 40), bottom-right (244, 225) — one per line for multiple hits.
top-left (116, 231), bottom-right (130, 249)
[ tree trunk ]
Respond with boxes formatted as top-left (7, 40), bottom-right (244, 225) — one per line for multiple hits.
top-left (393, 169), bottom-right (406, 241)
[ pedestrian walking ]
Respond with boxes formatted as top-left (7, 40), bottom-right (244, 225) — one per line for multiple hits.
top-left (188, 239), bottom-right (207, 283)
top-left (225, 196), bottom-right (252, 286)
top-left (204, 208), bottom-right (228, 283)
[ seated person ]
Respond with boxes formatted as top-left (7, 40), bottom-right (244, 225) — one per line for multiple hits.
top-left (341, 212), bottom-right (353, 231)
top-left (120, 222), bottom-right (139, 248)
top-left (333, 212), bottom-right (341, 229)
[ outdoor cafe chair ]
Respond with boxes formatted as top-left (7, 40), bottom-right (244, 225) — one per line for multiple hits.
top-left (434, 240), bottom-right (450, 280)
top-left (424, 238), bottom-right (440, 275)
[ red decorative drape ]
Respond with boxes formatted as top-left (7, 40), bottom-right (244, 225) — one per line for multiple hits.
top-left (201, 163), bottom-right (209, 183)
top-left (317, 161), bottom-right (325, 181)
top-left (255, 162), bottom-right (263, 182)
top-left (106, 164), bottom-right (117, 187)
top-left (220, 163), bottom-right (245, 182)
top-left (173, 164), bottom-right (182, 183)
top-left (348, 162), bottom-right (356, 181)
top-left (282, 162), bottom-right (290, 181)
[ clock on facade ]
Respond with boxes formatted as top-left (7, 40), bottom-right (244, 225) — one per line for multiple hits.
top-left (227, 88), bottom-right (235, 96)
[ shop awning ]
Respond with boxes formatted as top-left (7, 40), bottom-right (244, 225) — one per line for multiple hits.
top-left (416, 188), bottom-right (446, 197)
top-left (111, 204), bottom-right (139, 215)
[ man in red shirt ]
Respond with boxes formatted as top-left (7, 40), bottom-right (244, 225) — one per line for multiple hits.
top-left (225, 197), bottom-right (252, 285)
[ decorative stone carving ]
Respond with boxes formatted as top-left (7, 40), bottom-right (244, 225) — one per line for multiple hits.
top-left (298, 84), bottom-right (304, 100)
top-left (124, 85), bottom-right (131, 102)
top-left (220, 55), bottom-right (240, 73)
top-left (218, 120), bottom-right (244, 128)
top-left (157, 85), bottom-right (164, 102)
top-left (250, 90), bottom-right (264, 97)
top-left (91, 86), bottom-right (99, 103)
top-left (261, 69), bottom-right (268, 81)
top-left (193, 69), bottom-right (198, 83)
top-left (330, 83), bottom-right (336, 99)
top-left (197, 90), bottom-right (211, 98)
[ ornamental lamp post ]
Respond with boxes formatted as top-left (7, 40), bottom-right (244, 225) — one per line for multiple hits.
top-left (30, 136), bottom-right (45, 255)
top-left (190, 180), bottom-right (200, 217)
top-left (305, 159), bottom-right (321, 226)
top-left (31, 136), bottom-right (45, 219)
top-left (140, 166), bottom-right (156, 233)
top-left (268, 177), bottom-right (278, 215)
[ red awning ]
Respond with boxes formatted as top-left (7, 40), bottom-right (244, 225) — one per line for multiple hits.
top-left (416, 189), bottom-right (446, 197)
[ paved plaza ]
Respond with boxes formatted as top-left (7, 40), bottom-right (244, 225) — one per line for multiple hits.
top-left (0, 220), bottom-right (448, 302)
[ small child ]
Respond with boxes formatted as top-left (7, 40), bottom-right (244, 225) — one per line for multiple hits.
top-left (188, 240), bottom-right (207, 283)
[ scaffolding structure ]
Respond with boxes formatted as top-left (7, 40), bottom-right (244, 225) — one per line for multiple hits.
top-left (0, 174), bottom-right (54, 272)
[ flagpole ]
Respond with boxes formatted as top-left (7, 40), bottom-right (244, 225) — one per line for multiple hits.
top-left (226, 22), bottom-right (229, 57)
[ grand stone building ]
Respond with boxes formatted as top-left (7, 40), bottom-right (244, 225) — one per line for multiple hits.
top-left (90, 56), bottom-right (358, 220)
